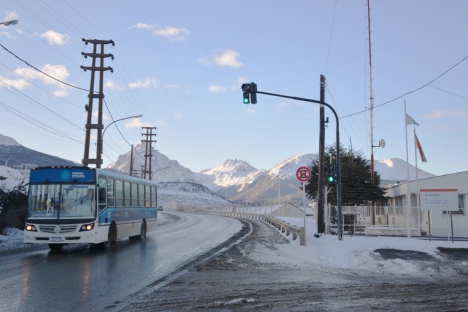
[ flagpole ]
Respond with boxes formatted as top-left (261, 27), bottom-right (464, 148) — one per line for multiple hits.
top-left (404, 101), bottom-right (411, 238)
top-left (414, 127), bottom-right (421, 237)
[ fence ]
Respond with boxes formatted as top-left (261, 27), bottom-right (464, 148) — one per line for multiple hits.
top-left (328, 205), bottom-right (421, 236)
top-left (176, 207), bottom-right (306, 246)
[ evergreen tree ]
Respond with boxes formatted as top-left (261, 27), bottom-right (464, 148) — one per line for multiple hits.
top-left (305, 144), bottom-right (386, 206)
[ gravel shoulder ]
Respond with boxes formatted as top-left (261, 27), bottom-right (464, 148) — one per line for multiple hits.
top-left (119, 218), bottom-right (468, 312)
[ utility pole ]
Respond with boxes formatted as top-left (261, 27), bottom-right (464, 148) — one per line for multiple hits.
top-left (141, 127), bottom-right (157, 180)
top-left (317, 75), bottom-right (326, 234)
top-left (81, 39), bottom-right (114, 168)
top-left (129, 144), bottom-right (134, 176)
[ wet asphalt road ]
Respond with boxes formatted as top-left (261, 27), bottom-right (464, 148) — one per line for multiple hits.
top-left (0, 211), bottom-right (242, 312)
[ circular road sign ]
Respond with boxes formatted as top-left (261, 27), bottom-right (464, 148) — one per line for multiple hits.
top-left (296, 166), bottom-right (311, 182)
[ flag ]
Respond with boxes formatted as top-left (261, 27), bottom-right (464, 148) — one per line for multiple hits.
top-left (406, 114), bottom-right (419, 126)
top-left (415, 132), bottom-right (427, 162)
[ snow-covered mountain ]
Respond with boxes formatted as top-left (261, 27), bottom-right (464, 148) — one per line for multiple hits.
top-left (157, 182), bottom-right (232, 208)
top-left (107, 144), bottom-right (216, 189)
top-left (200, 159), bottom-right (266, 191)
top-left (0, 134), bottom-right (22, 146)
top-left (268, 154), bottom-right (317, 179)
top-left (374, 158), bottom-right (435, 181)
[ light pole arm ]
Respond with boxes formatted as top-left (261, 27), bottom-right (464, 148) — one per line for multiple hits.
top-left (101, 114), bottom-right (142, 154)
top-left (255, 90), bottom-right (343, 240)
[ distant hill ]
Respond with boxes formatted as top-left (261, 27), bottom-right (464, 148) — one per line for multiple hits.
top-left (0, 135), bottom-right (79, 167)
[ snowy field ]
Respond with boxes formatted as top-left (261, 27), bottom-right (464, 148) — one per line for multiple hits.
top-left (255, 216), bottom-right (468, 277)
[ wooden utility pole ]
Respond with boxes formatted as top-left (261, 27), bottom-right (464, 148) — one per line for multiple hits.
top-left (141, 127), bottom-right (157, 180)
top-left (317, 75), bottom-right (326, 234)
top-left (81, 39), bottom-right (114, 168)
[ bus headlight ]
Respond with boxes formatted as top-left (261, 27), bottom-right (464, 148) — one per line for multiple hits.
top-left (79, 222), bottom-right (95, 232)
top-left (25, 224), bottom-right (37, 232)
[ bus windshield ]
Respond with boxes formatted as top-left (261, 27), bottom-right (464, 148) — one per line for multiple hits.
top-left (28, 184), bottom-right (96, 219)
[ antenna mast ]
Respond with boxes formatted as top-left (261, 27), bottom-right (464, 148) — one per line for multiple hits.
top-left (368, 0), bottom-right (376, 225)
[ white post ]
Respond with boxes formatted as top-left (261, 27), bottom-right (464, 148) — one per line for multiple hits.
top-left (404, 100), bottom-right (411, 238)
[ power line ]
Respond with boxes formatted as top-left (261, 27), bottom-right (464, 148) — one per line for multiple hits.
top-left (429, 85), bottom-right (468, 101)
top-left (12, 0), bottom-right (83, 52)
top-left (0, 43), bottom-right (89, 91)
top-left (0, 16), bottom-right (82, 68)
top-left (341, 54), bottom-right (468, 119)
top-left (103, 98), bottom-right (132, 147)
top-left (0, 79), bottom-right (84, 131)
top-left (0, 61), bottom-right (82, 108)
top-left (0, 101), bottom-right (83, 143)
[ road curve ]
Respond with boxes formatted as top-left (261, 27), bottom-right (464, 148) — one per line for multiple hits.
top-left (0, 211), bottom-right (242, 312)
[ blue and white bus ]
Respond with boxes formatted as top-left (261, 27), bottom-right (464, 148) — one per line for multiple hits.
top-left (24, 166), bottom-right (158, 251)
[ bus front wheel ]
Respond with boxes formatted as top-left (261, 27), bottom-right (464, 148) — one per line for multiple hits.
top-left (98, 224), bottom-right (116, 250)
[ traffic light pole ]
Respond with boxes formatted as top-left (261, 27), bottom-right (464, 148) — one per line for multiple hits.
top-left (253, 89), bottom-right (343, 240)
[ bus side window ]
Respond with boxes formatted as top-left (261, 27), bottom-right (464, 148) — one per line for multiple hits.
top-left (107, 179), bottom-right (115, 207)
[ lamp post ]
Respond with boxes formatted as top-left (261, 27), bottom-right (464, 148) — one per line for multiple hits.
top-left (100, 114), bottom-right (142, 155)
top-left (0, 20), bottom-right (18, 26)
top-left (150, 166), bottom-right (170, 181)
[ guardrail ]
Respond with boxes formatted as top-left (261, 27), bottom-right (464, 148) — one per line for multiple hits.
top-left (181, 209), bottom-right (306, 246)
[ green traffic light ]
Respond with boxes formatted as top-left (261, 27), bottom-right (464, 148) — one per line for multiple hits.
top-left (327, 176), bottom-right (335, 183)
top-left (243, 98), bottom-right (249, 104)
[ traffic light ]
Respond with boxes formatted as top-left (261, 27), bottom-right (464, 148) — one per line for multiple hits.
top-left (327, 163), bottom-right (336, 184)
top-left (241, 82), bottom-right (258, 104)
top-left (251, 82), bottom-right (257, 104)
top-left (243, 91), bottom-right (250, 104)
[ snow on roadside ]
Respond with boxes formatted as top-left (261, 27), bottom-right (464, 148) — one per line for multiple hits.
top-left (248, 216), bottom-right (468, 276)
top-left (0, 166), bottom-right (25, 213)
top-left (0, 228), bottom-right (31, 251)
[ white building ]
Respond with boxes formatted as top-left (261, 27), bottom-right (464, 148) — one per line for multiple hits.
top-left (12, 164), bottom-right (38, 182)
top-left (385, 171), bottom-right (468, 239)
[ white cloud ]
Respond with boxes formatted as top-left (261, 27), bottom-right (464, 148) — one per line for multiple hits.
top-left (124, 118), bottom-right (155, 128)
top-left (130, 23), bottom-right (153, 30)
top-left (275, 102), bottom-right (289, 113)
top-left (425, 110), bottom-right (468, 119)
top-left (40, 30), bottom-right (70, 45)
top-left (0, 75), bottom-right (29, 89)
top-left (92, 110), bottom-right (109, 121)
top-left (214, 50), bottom-right (243, 68)
top-left (0, 31), bottom-right (15, 39)
top-left (15, 64), bottom-right (72, 97)
top-left (208, 85), bottom-right (227, 93)
top-left (173, 110), bottom-right (182, 120)
top-left (245, 108), bottom-right (256, 115)
top-left (128, 77), bottom-right (158, 89)
top-left (164, 84), bottom-right (182, 89)
top-left (130, 23), bottom-right (189, 41)
top-left (198, 58), bottom-right (211, 67)
top-left (104, 79), bottom-right (125, 91)
top-left (231, 76), bottom-right (248, 91)
top-left (4, 11), bottom-right (18, 21)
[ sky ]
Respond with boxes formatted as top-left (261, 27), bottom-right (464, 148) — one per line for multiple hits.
top-left (0, 1), bottom-right (467, 176)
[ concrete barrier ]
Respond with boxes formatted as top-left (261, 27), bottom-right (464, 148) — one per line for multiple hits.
top-left (181, 209), bottom-right (306, 246)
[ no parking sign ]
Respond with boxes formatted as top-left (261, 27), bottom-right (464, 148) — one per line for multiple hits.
top-left (296, 166), bottom-right (311, 182)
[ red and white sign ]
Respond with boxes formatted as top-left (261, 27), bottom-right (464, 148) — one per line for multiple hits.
top-left (296, 166), bottom-right (311, 182)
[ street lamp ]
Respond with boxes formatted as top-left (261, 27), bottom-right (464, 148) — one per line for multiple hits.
top-left (150, 166), bottom-right (170, 180)
top-left (101, 114), bottom-right (142, 155)
top-left (0, 20), bottom-right (18, 26)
